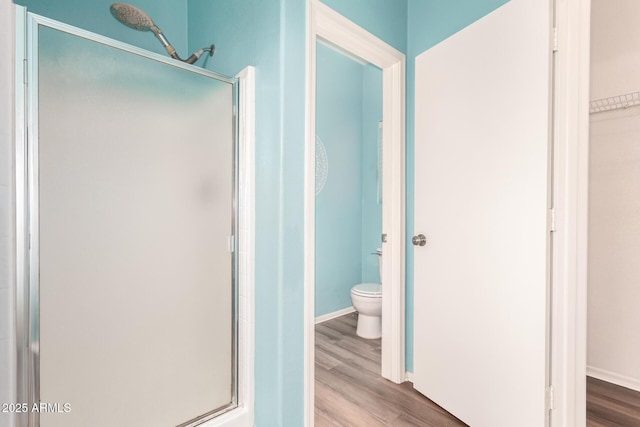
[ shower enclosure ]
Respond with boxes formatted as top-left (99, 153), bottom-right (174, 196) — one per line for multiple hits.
top-left (17, 14), bottom-right (238, 427)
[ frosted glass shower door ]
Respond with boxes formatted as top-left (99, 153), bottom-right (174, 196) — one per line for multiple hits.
top-left (30, 19), bottom-right (236, 427)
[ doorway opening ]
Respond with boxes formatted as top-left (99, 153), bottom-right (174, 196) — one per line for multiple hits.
top-left (313, 41), bottom-right (383, 328)
top-left (304, 0), bottom-right (406, 424)
top-left (584, 0), bottom-right (640, 424)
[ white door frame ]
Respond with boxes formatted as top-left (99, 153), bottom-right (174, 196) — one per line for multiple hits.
top-left (551, 0), bottom-right (590, 425)
top-left (304, 0), bottom-right (406, 424)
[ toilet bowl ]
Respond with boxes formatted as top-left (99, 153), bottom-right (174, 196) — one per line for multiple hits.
top-left (350, 248), bottom-right (383, 339)
top-left (350, 283), bottom-right (382, 338)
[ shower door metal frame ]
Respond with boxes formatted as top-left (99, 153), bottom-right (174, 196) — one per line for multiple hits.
top-left (15, 12), bottom-right (241, 427)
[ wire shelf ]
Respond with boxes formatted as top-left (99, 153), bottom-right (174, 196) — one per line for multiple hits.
top-left (590, 91), bottom-right (640, 114)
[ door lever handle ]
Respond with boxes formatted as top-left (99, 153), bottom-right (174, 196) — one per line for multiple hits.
top-left (412, 234), bottom-right (427, 246)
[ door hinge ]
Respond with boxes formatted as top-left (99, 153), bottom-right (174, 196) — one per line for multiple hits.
top-left (23, 59), bottom-right (28, 86)
top-left (552, 27), bottom-right (559, 53)
top-left (547, 208), bottom-right (556, 233)
top-left (228, 235), bottom-right (235, 252)
top-left (545, 386), bottom-right (555, 411)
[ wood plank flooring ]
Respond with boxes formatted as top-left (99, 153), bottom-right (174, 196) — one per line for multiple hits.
top-left (316, 313), bottom-right (640, 426)
top-left (587, 377), bottom-right (640, 427)
top-left (315, 312), bottom-right (467, 426)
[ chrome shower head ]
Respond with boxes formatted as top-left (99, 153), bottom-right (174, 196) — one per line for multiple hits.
top-left (109, 3), bottom-right (215, 65)
top-left (110, 3), bottom-right (157, 33)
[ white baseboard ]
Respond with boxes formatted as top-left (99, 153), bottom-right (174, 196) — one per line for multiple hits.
top-left (587, 366), bottom-right (640, 393)
top-left (405, 371), bottom-right (414, 383)
top-left (315, 307), bottom-right (356, 324)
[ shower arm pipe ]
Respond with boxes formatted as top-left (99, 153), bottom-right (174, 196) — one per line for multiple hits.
top-left (150, 26), bottom-right (214, 65)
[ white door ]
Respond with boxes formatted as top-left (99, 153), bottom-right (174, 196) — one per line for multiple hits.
top-left (413, 1), bottom-right (551, 426)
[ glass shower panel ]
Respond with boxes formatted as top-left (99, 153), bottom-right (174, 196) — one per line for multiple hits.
top-left (35, 23), bottom-right (236, 427)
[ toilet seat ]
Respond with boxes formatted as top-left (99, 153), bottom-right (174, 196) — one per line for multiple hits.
top-left (351, 283), bottom-right (382, 297)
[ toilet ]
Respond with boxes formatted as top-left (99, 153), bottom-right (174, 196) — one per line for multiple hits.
top-left (350, 248), bottom-right (383, 339)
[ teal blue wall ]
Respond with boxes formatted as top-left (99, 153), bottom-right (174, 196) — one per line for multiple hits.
top-left (188, 0), bottom-right (307, 425)
top-left (14, 0), bottom-right (188, 57)
top-left (315, 43), bottom-right (364, 317)
top-left (314, 45), bottom-right (382, 318)
top-left (278, 2), bottom-right (307, 421)
top-left (405, 0), bottom-right (510, 372)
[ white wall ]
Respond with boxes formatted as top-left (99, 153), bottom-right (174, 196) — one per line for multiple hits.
top-left (0, 2), bottom-right (16, 427)
top-left (590, 0), bottom-right (640, 100)
top-left (588, 0), bottom-right (640, 392)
